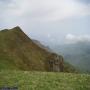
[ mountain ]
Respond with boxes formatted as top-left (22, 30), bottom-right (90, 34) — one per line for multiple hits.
top-left (0, 26), bottom-right (77, 72)
top-left (0, 26), bottom-right (50, 71)
top-left (52, 42), bottom-right (90, 73)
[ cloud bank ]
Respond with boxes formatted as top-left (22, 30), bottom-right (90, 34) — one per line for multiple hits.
top-left (65, 34), bottom-right (90, 44)
top-left (0, 0), bottom-right (90, 23)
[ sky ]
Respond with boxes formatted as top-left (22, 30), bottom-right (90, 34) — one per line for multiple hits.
top-left (0, 0), bottom-right (90, 46)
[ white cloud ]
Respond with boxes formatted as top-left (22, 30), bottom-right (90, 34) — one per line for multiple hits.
top-left (0, 0), bottom-right (90, 42)
top-left (47, 34), bottom-right (51, 38)
top-left (0, 0), bottom-right (90, 23)
top-left (65, 34), bottom-right (90, 44)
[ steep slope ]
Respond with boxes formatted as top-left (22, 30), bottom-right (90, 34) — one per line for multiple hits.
top-left (0, 26), bottom-right (77, 72)
top-left (32, 40), bottom-right (77, 72)
top-left (0, 26), bottom-right (50, 71)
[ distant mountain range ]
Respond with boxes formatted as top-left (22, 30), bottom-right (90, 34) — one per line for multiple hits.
top-left (0, 26), bottom-right (76, 72)
top-left (52, 42), bottom-right (90, 73)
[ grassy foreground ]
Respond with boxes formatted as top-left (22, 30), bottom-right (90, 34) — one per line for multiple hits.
top-left (0, 71), bottom-right (90, 90)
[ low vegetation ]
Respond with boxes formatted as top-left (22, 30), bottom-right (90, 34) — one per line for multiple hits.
top-left (0, 71), bottom-right (90, 90)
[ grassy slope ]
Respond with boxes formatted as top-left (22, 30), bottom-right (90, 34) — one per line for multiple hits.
top-left (0, 27), bottom-right (49, 71)
top-left (0, 71), bottom-right (90, 90)
top-left (0, 26), bottom-right (77, 72)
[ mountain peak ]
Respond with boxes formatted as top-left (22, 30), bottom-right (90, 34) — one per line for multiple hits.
top-left (0, 26), bottom-right (76, 72)
top-left (13, 26), bottom-right (21, 29)
top-left (11, 26), bottom-right (22, 31)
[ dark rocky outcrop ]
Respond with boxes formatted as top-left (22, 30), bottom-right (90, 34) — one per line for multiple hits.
top-left (46, 53), bottom-right (64, 72)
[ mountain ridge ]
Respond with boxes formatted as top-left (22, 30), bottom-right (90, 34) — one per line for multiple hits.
top-left (0, 26), bottom-right (77, 72)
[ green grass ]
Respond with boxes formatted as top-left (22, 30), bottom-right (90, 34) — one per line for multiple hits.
top-left (0, 71), bottom-right (90, 90)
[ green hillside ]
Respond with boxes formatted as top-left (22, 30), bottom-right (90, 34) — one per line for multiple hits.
top-left (0, 26), bottom-right (77, 72)
top-left (0, 27), bottom-right (89, 90)
top-left (0, 71), bottom-right (90, 90)
top-left (0, 26), bottom-right (50, 71)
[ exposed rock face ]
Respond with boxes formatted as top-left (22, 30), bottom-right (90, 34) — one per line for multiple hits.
top-left (48, 53), bottom-right (64, 72)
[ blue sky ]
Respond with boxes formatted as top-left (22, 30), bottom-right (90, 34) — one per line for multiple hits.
top-left (0, 0), bottom-right (90, 45)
